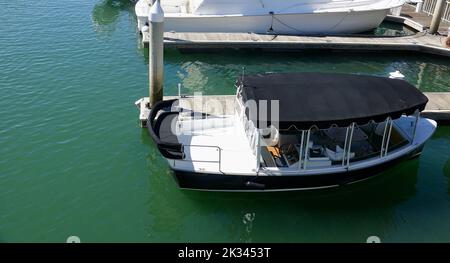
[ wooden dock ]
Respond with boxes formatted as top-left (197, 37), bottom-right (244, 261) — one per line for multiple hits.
top-left (158, 31), bottom-right (449, 56)
top-left (422, 92), bottom-right (450, 123)
top-left (401, 4), bottom-right (450, 35)
top-left (144, 25), bottom-right (449, 57)
top-left (159, 92), bottom-right (450, 124)
top-left (142, 5), bottom-right (450, 56)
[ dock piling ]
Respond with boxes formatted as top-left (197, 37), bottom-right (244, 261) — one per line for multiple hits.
top-left (148, 0), bottom-right (164, 107)
top-left (429, 0), bottom-right (447, 34)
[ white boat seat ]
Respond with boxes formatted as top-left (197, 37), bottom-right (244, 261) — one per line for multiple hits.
top-left (325, 145), bottom-right (355, 162)
top-left (375, 121), bottom-right (387, 136)
top-left (324, 126), bottom-right (368, 142)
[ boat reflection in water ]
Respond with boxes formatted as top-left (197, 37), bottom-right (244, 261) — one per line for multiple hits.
top-left (145, 156), bottom-right (421, 242)
top-left (92, 0), bottom-right (134, 35)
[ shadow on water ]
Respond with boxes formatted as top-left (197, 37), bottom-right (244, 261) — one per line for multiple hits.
top-left (92, 0), bottom-right (135, 35)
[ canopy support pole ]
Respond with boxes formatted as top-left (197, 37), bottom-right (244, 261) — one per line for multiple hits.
top-left (380, 117), bottom-right (393, 157)
top-left (342, 126), bottom-right (350, 167)
top-left (255, 129), bottom-right (260, 172)
top-left (380, 118), bottom-right (389, 158)
top-left (412, 111), bottom-right (420, 144)
top-left (346, 123), bottom-right (355, 167)
top-left (384, 119), bottom-right (393, 156)
top-left (303, 129), bottom-right (311, 170)
top-left (298, 130), bottom-right (305, 171)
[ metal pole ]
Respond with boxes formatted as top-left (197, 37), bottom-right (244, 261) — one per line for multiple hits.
top-left (298, 130), bottom-right (305, 171)
top-left (303, 129), bottom-right (311, 170)
top-left (416, 1), bottom-right (423, 12)
top-left (255, 130), bottom-right (260, 171)
top-left (342, 126), bottom-right (350, 167)
top-left (429, 0), bottom-right (447, 34)
top-left (346, 123), bottom-right (355, 167)
top-left (380, 118), bottom-right (389, 157)
top-left (412, 111), bottom-right (420, 143)
top-left (149, 0), bottom-right (164, 107)
top-left (384, 119), bottom-right (393, 156)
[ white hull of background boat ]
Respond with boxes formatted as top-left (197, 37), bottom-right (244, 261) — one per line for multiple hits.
top-left (163, 9), bottom-right (390, 35)
top-left (136, 0), bottom-right (405, 35)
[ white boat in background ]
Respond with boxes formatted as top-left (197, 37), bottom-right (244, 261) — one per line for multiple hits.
top-left (135, 0), bottom-right (406, 35)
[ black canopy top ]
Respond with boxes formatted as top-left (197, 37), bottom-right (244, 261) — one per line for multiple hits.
top-left (238, 72), bottom-right (428, 131)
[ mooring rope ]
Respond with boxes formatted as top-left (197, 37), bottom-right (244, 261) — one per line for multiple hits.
top-left (266, 0), bottom-right (392, 35)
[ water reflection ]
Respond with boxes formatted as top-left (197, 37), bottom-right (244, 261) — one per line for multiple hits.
top-left (143, 155), bottom-right (419, 242)
top-left (140, 129), bottom-right (193, 241)
top-left (241, 212), bottom-right (256, 243)
top-left (194, 160), bottom-right (419, 242)
top-left (370, 21), bottom-right (416, 37)
top-left (444, 159), bottom-right (450, 195)
top-left (429, 127), bottom-right (450, 195)
top-left (92, 0), bottom-right (134, 35)
top-left (139, 101), bottom-right (448, 242)
top-left (158, 50), bottom-right (450, 94)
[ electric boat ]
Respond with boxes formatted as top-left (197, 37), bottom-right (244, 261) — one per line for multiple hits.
top-left (136, 0), bottom-right (406, 35)
top-left (147, 72), bottom-right (436, 191)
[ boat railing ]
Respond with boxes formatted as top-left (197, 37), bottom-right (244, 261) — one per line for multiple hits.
top-left (420, 0), bottom-right (450, 22)
top-left (291, 117), bottom-right (412, 171)
top-left (174, 144), bottom-right (224, 174)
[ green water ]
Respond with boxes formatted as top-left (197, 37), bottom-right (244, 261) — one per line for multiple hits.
top-left (0, 0), bottom-right (449, 242)
top-left (371, 21), bottom-right (417, 37)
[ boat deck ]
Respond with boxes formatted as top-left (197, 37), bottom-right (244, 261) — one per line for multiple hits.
top-left (175, 117), bottom-right (258, 175)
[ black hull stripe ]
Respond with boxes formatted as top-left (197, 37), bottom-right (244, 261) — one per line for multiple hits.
top-left (172, 147), bottom-right (423, 192)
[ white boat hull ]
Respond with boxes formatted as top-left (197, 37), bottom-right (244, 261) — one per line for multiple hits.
top-left (135, 0), bottom-right (405, 35)
top-left (163, 9), bottom-right (390, 35)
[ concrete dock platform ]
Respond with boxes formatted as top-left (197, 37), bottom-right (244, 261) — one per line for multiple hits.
top-left (156, 31), bottom-right (449, 56)
top-left (143, 25), bottom-right (449, 57)
top-left (400, 4), bottom-right (450, 35)
top-left (141, 4), bottom-right (450, 56)
top-left (422, 92), bottom-right (450, 124)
